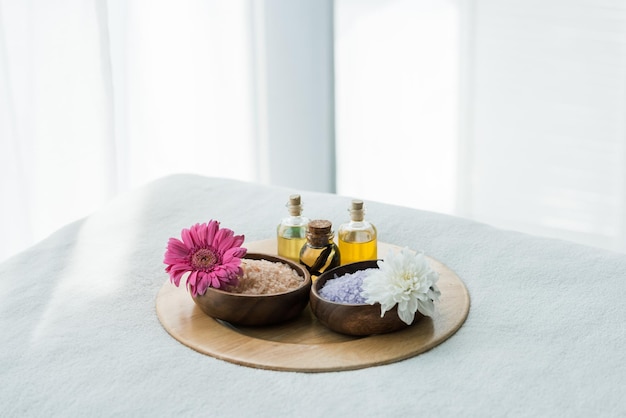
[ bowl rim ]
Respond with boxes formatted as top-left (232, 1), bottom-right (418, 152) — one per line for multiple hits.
top-left (311, 259), bottom-right (381, 307)
top-left (197, 252), bottom-right (311, 298)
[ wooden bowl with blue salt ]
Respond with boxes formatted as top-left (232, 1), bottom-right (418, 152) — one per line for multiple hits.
top-left (310, 260), bottom-right (416, 336)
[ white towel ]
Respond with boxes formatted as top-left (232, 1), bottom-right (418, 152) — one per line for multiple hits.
top-left (1, 174), bottom-right (624, 417)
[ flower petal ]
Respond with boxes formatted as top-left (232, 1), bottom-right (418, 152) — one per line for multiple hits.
top-left (231, 234), bottom-right (245, 248)
top-left (190, 223), bottom-right (204, 247)
top-left (398, 307), bottom-right (415, 325)
top-left (205, 220), bottom-right (219, 245)
top-left (417, 299), bottom-right (435, 317)
top-left (187, 270), bottom-right (198, 287)
top-left (165, 238), bottom-right (188, 258)
top-left (222, 251), bottom-right (245, 267)
top-left (216, 235), bottom-right (236, 254)
top-left (196, 273), bottom-right (209, 296)
top-left (194, 223), bottom-right (208, 245)
top-left (181, 227), bottom-right (194, 248)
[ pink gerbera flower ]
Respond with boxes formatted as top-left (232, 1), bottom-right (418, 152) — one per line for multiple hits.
top-left (164, 221), bottom-right (247, 297)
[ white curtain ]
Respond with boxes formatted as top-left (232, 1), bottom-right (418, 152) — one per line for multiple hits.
top-left (3, 0), bottom-right (626, 262)
top-left (462, 0), bottom-right (626, 252)
top-left (335, 0), bottom-right (459, 214)
top-left (335, 0), bottom-right (626, 253)
top-left (0, 0), bottom-right (334, 262)
top-left (1, 0), bottom-right (257, 261)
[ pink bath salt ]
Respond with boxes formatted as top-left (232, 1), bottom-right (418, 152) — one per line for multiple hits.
top-left (227, 259), bottom-right (303, 295)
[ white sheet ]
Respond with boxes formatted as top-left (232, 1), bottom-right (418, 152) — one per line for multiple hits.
top-left (1, 174), bottom-right (624, 416)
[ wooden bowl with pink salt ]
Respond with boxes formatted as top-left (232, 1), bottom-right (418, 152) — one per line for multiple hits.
top-left (192, 253), bottom-right (311, 326)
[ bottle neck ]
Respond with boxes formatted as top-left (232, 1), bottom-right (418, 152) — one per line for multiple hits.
top-left (307, 232), bottom-right (333, 247)
top-left (288, 208), bottom-right (302, 216)
top-left (349, 208), bottom-right (364, 222)
top-left (283, 215), bottom-right (309, 226)
top-left (348, 220), bottom-right (366, 228)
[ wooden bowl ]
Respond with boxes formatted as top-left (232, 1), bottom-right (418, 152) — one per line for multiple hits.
top-left (192, 253), bottom-right (311, 326)
top-left (310, 260), bottom-right (419, 336)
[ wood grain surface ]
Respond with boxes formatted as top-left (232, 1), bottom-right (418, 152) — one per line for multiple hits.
top-left (156, 239), bottom-right (470, 372)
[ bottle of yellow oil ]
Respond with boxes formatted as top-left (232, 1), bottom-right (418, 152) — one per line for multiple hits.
top-left (299, 219), bottom-right (340, 279)
top-left (277, 194), bottom-right (310, 262)
top-left (338, 200), bottom-right (377, 265)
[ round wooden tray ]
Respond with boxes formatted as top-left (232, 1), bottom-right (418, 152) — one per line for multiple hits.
top-left (156, 240), bottom-right (470, 372)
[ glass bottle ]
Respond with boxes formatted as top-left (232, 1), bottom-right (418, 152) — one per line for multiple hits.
top-left (277, 194), bottom-right (310, 262)
top-left (338, 200), bottom-right (377, 265)
top-left (299, 219), bottom-right (340, 279)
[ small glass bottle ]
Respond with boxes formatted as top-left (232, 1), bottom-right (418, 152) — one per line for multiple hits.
top-left (277, 194), bottom-right (310, 262)
top-left (299, 219), bottom-right (340, 279)
top-left (338, 200), bottom-right (377, 265)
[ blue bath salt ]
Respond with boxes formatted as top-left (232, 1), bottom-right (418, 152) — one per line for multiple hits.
top-left (319, 268), bottom-right (376, 304)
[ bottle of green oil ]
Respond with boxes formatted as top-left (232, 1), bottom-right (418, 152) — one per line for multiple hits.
top-left (277, 194), bottom-right (310, 262)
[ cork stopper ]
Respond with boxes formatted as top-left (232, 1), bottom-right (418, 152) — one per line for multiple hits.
top-left (287, 194), bottom-right (303, 216)
top-left (350, 199), bottom-right (364, 222)
top-left (307, 219), bottom-right (333, 247)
